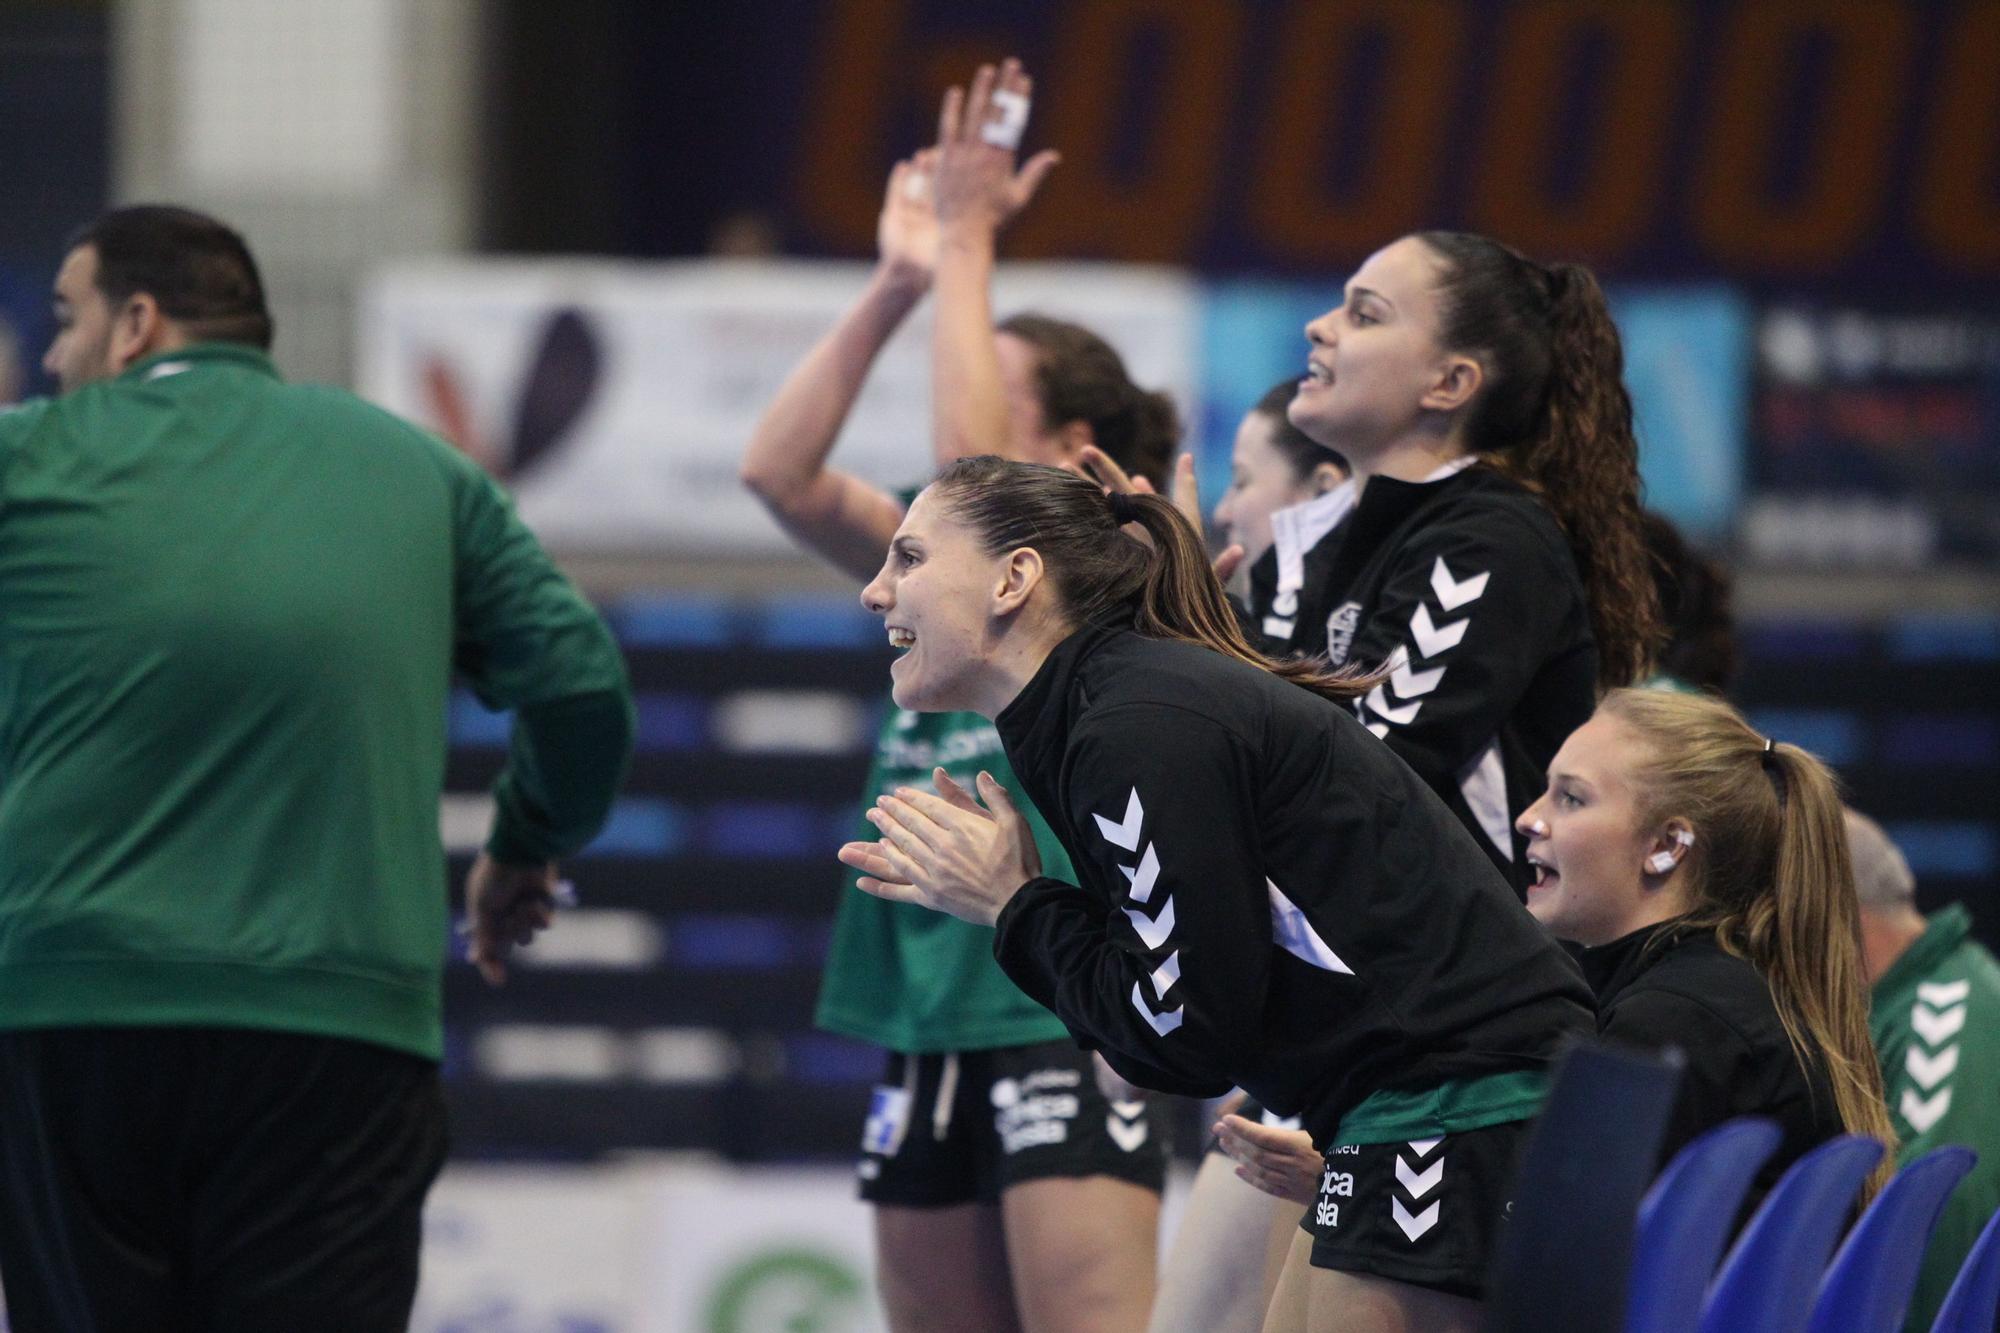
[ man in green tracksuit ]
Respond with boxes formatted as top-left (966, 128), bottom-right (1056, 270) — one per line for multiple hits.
top-left (1850, 810), bottom-right (2000, 1333)
top-left (0, 206), bottom-right (633, 1331)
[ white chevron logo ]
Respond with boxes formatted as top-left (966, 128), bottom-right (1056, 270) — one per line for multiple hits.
top-left (1124, 896), bottom-right (1176, 949)
top-left (1408, 1137), bottom-right (1443, 1157)
top-left (1107, 1110), bottom-right (1150, 1152)
top-left (1130, 983), bottom-right (1183, 1035)
top-left (1409, 603), bottom-right (1469, 658)
top-left (1119, 843), bottom-right (1160, 903)
top-left (1396, 1154), bottom-right (1444, 1197)
top-left (1386, 647), bottom-right (1446, 699)
top-left (1912, 1003), bottom-right (1966, 1046)
top-left (1366, 721), bottom-right (1390, 740)
top-left (1095, 789), bottom-right (1144, 850)
top-left (1429, 557), bottom-right (1491, 610)
top-left (1907, 1044), bottom-right (1959, 1090)
top-left (1149, 950), bottom-right (1181, 1001)
top-left (1919, 980), bottom-right (1971, 1007)
top-left (1902, 1086), bottom-right (1953, 1134)
top-left (1365, 683), bottom-right (1423, 726)
top-left (1393, 1197), bottom-right (1440, 1241)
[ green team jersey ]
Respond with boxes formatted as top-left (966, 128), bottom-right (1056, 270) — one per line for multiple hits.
top-left (0, 344), bottom-right (633, 1061)
top-left (1868, 905), bottom-right (2000, 1333)
top-left (815, 705), bottom-right (1071, 1053)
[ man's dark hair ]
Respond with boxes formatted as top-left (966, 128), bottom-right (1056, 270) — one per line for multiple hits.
top-left (66, 205), bottom-right (273, 350)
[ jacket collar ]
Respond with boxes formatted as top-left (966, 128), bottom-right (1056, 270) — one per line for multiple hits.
top-left (1576, 919), bottom-right (1705, 1004)
top-left (1872, 904), bottom-right (1973, 1003)
top-left (118, 342), bottom-right (279, 385)
top-left (995, 612), bottom-right (1133, 764)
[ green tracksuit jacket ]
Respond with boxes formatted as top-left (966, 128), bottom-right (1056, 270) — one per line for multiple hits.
top-left (1870, 905), bottom-right (2000, 1332)
top-left (0, 343), bottom-right (633, 1060)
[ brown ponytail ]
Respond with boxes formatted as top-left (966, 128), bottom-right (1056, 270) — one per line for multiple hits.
top-left (1599, 688), bottom-right (1897, 1197)
top-left (930, 456), bottom-right (1373, 705)
top-left (1415, 233), bottom-right (1664, 688)
top-left (997, 312), bottom-right (1179, 489)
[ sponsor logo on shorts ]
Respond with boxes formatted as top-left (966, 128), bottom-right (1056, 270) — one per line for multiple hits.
top-left (991, 1069), bottom-right (1083, 1154)
top-left (861, 1085), bottom-right (912, 1157)
top-left (1315, 1165), bottom-right (1354, 1228)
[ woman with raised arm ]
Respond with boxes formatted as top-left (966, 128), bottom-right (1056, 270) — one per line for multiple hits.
top-left (1517, 688), bottom-right (1895, 1205)
top-left (846, 460), bottom-right (1594, 1332)
top-left (743, 61), bottom-right (1181, 1333)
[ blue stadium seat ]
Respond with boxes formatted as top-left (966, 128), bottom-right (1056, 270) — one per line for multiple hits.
top-left (1699, 1135), bottom-right (1884, 1333)
top-left (1930, 1204), bottom-right (2000, 1333)
top-left (1626, 1118), bottom-right (1783, 1333)
top-left (1808, 1145), bottom-right (1975, 1333)
top-left (1484, 1042), bottom-right (1684, 1333)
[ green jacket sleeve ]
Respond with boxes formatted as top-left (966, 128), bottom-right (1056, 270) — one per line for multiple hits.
top-left (449, 463), bottom-right (634, 863)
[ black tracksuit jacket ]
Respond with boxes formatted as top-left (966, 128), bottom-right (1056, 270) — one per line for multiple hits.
top-left (1245, 465), bottom-right (1597, 897)
top-left (991, 621), bottom-right (1594, 1145)
top-left (1582, 923), bottom-right (1846, 1212)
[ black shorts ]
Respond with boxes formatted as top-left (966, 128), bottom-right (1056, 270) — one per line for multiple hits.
top-left (1300, 1119), bottom-right (1529, 1300)
top-left (858, 1040), bottom-right (1170, 1208)
top-left (0, 1026), bottom-right (447, 1333)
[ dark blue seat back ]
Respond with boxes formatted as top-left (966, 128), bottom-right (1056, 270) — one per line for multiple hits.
top-left (1699, 1135), bottom-right (1884, 1333)
top-left (1809, 1145), bottom-right (1975, 1333)
top-left (1626, 1118), bottom-right (1784, 1333)
top-left (1930, 1203), bottom-right (2000, 1333)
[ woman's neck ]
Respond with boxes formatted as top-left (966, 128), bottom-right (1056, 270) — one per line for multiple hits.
top-left (968, 613), bottom-right (1077, 720)
top-left (1344, 430), bottom-right (1471, 501)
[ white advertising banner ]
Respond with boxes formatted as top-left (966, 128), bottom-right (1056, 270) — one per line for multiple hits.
top-left (356, 260), bottom-right (1202, 555)
top-left (413, 1160), bottom-right (886, 1333)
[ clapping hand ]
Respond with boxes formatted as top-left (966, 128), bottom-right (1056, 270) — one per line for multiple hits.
top-left (1214, 1113), bottom-right (1324, 1205)
top-left (838, 767), bottom-right (1042, 927)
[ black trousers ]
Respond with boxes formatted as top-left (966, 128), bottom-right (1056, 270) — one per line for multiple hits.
top-left (0, 1026), bottom-right (447, 1333)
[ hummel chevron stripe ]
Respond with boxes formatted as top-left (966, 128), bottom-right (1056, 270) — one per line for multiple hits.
top-left (1396, 1155), bottom-right (1444, 1197)
top-left (1907, 1044), bottom-right (1959, 1090)
top-left (1130, 983), bottom-right (1184, 1036)
top-left (1410, 603), bottom-right (1470, 658)
top-left (1095, 789), bottom-right (1143, 851)
top-left (1918, 979), bottom-right (1970, 1007)
top-left (1120, 843), bottom-right (1160, 903)
top-left (1365, 683), bottom-right (1422, 726)
top-left (1393, 1198), bottom-right (1440, 1241)
top-left (1913, 1003), bottom-right (1967, 1046)
top-left (1902, 1086), bottom-right (1953, 1134)
top-left (1124, 896), bottom-right (1175, 949)
top-left (1429, 557), bottom-right (1490, 611)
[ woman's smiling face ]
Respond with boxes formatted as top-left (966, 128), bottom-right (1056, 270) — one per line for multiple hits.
top-left (860, 488), bottom-right (1012, 713)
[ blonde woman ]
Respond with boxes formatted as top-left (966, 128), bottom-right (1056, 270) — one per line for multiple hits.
top-left (1517, 687), bottom-right (1896, 1203)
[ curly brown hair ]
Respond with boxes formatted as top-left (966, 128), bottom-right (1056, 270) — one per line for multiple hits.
top-left (1415, 232), bottom-right (1663, 687)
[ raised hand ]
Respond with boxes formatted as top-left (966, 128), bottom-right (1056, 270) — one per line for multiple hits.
top-left (1080, 446), bottom-right (1245, 581)
top-left (877, 148), bottom-right (942, 286)
top-left (931, 58), bottom-right (1062, 240)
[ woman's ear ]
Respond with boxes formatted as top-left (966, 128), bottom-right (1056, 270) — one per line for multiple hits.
top-left (1309, 461), bottom-right (1345, 495)
top-left (993, 546), bottom-right (1045, 616)
top-left (1643, 821), bottom-right (1697, 877)
top-left (1420, 355), bottom-right (1484, 414)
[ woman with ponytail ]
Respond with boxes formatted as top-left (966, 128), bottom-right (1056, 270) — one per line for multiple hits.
top-left (847, 457), bottom-right (1594, 1329)
top-left (1271, 231), bottom-right (1662, 896)
top-left (1516, 688), bottom-right (1895, 1205)
top-left (744, 61), bottom-right (1178, 1333)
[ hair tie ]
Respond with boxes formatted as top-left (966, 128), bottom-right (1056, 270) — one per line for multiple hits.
top-left (1107, 491), bottom-right (1143, 526)
top-left (1760, 736), bottom-right (1788, 807)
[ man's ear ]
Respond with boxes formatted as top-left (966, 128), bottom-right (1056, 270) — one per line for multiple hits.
top-left (108, 293), bottom-right (170, 372)
top-left (1419, 355), bottom-right (1483, 414)
top-left (1309, 461), bottom-right (1345, 495)
top-left (993, 546), bottom-right (1045, 616)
